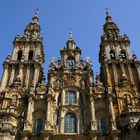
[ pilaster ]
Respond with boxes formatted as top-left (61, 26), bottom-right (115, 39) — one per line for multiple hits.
top-left (32, 64), bottom-right (40, 87)
top-left (90, 96), bottom-right (97, 130)
top-left (23, 96), bottom-right (34, 132)
top-left (127, 64), bottom-right (134, 85)
top-left (9, 65), bottom-right (16, 84)
top-left (112, 63), bottom-right (118, 85)
top-left (25, 65), bottom-right (30, 89)
top-left (19, 64), bottom-right (24, 85)
top-left (45, 97), bottom-right (52, 131)
top-left (108, 94), bottom-right (117, 130)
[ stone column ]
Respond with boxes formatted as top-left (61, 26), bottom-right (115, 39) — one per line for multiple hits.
top-left (127, 64), bottom-right (134, 85)
top-left (90, 97), bottom-right (97, 130)
top-left (23, 97), bottom-right (34, 132)
top-left (9, 65), bottom-right (16, 84)
top-left (25, 66), bottom-right (30, 89)
top-left (45, 97), bottom-right (52, 131)
top-left (33, 64), bottom-right (40, 87)
top-left (108, 95), bottom-right (117, 130)
top-left (19, 64), bottom-right (24, 84)
top-left (105, 64), bottom-right (110, 86)
top-left (120, 63), bottom-right (125, 75)
top-left (77, 91), bottom-right (79, 104)
top-left (0, 64), bottom-right (9, 91)
top-left (112, 64), bottom-right (118, 85)
top-left (60, 114), bottom-right (64, 133)
top-left (62, 90), bottom-right (65, 105)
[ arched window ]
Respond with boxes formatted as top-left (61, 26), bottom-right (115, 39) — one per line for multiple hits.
top-left (17, 51), bottom-right (22, 61)
top-left (28, 50), bottom-right (34, 60)
top-left (110, 50), bottom-right (116, 59)
top-left (34, 119), bottom-right (43, 135)
top-left (64, 113), bottom-right (77, 133)
top-left (121, 50), bottom-right (127, 59)
top-left (99, 119), bottom-right (107, 135)
top-left (65, 90), bottom-right (76, 104)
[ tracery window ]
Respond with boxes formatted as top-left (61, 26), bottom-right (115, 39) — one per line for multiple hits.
top-left (99, 119), bottom-right (107, 135)
top-left (34, 119), bottom-right (43, 135)
top-left (65, 90), bottom-right (76, 104)
top-left (64, 113), bottom-right (77, 133)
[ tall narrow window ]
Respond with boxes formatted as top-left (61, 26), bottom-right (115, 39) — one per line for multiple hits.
top-left (34, 119), bottom-right (43, 135)
top-left (121, 50), bottom-right (127, 59)
top-left (99, 119), bottom-right (107, 135)
top-left (110, 50), bottom-right (116, 59)
top-left (58, 94), bottom-right (61, 106)
top-left (17, 51), bottom-right (22, 61)
top-left (65, 90), bottom-right (76, 104)
top-left (64, 113), bottom-right (77, 133)
top-left (28, 50), bottom-right (34, 60)
top-left (80, 94), bottom-right (84, 105)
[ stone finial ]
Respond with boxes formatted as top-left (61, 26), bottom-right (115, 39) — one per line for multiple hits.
top-left (132, 51), bottom-right (137, 60)
top-left (95, 73), bottom-right (103, 86)
top-left (105, 8), bottom-right (112, 22)
top-left (66, 32), bottom-right (75, 49)
top-left (32, 9), bottom-right (39, 24)
top-left (69, 32), bottom-right (73, 41)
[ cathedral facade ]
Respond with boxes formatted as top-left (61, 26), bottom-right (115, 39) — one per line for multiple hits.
top-left (0, 11), bottom-right (140, 140)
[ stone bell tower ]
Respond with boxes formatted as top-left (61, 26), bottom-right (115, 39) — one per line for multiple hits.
top-left (99, 11), bottom-right (140, 139)
top-left (45, 32), bottom-right (97, 140)
top-left (0, 11), bottom-right (45, 140)
top-left (0, 10), bottom-right (44, 91)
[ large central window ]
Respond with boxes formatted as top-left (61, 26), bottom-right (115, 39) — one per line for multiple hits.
top-left (65, 90), bottom-right (76, 104)
top-left (99, 119), bottom-right (107, 135)
top-left (64, 113), bottom-right (77, 133)
top-left (34, 119), bottom-right (43, 135)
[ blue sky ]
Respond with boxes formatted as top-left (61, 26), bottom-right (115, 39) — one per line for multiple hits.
top-left (0, 0), bottom-right (140, 80)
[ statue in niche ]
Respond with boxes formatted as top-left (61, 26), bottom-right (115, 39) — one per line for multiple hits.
top-left (67, 58), bottom-right (75, 68)
top-left (50, 58), bottom-right (56, 68)
top-left (11, 95), bottom-right (17, 106)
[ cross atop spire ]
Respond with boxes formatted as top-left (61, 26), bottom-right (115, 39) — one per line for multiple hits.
top-left (32, 9), bottom-right (39, 24)
top-left (35, 8), bottom-right (39, 17)
top-left (105, 8), bottom-right (112, 22)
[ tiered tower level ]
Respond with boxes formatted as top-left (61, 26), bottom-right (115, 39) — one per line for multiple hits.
top-left (0, 11), bottom-right (140, 140)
